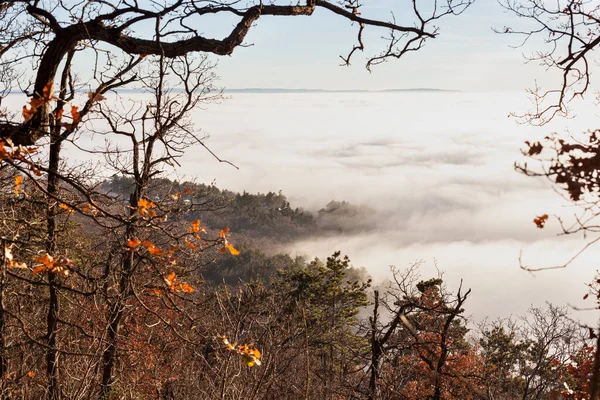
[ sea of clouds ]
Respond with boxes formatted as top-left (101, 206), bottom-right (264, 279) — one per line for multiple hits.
top-left (179, 91), bottom-right (600, 323)
top-left (5, 90), bottom-right (600, 322)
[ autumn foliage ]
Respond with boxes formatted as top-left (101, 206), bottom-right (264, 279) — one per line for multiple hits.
top-left (1, 0), bottom-right (599, 397)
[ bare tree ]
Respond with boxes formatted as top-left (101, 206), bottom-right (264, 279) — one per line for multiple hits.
top-left (499, 0), bottom-right (600, 125)
top-left (0, 0), bottom-right (473, 145)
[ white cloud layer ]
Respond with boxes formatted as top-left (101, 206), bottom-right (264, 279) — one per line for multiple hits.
top-left (4, 90), bottom-right (600, 323)
top-left (178, 91), bottom-right (600, 323)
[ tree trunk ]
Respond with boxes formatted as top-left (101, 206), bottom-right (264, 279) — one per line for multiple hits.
top-left (368, 290), bottom-right (380, 400)
top-left (0, 239), bottom-right (7, 386)
top-left (45, 137), bottom-right (62, 400)
top-left (98, 192), bottom-right (138, 398)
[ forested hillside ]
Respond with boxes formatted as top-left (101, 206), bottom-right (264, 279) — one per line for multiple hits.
top-left (0, 168), bottom-right (594, 399)
top-left (103, 175), bottom-right (318, 242)
top-left (102, 175), bottom-right (376, 285)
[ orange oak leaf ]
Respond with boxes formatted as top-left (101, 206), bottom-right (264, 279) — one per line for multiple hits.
top-left (180, 283), bottom-right (194, 293)
top-left (533, 214), bottom-right (549, 229)
top-left (42, 80), bottom-right (54, 101)
top-left (70, 105), bottom-right (81, 125)
top-left (59, 203), bottom-right (75, 215)
top-left (80, 203), bottom-right (99, 215)
top-left (165, 272), bottom-right (177, 288)
top-left (239, 345), bottom-right (262, 367)
top-left (189, 219), bottom-right (206, 233)
top-left (127, 238), bottom-right (141, 249)
top-left (221, 336), bottom-right (261, 367)
top-left (87, 91), bottom-right (106, 103)
top-left (0, 142), bottom-right (7, 161)
top-left (140, 240), bottom-right (164, 256)
top-left (33, 254), bottom-right (72, 277)
top-left (22, 106), bottom-right (35, 122)
top-left (14, 176), bottom-right (22, 196)
top-left (22, 81), bottom-right (55, 123)
top-left (32, 265), bottom-right (47, 275)
top-left (22, 97), bottom-right (45, 122)
top-left (220, 243), bottom-right (240, 256)
top-left (147, 245), bottom-right (164, 256)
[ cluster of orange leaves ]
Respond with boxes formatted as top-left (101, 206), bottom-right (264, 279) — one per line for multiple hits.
top-left (138, 198), bottom-right (157, 218)
top-left (0, 140), bottom-right (40, 175)
top-left (185, 219), bottom-right (210, 250)
top-left (219, 228), bottom-right (240, 256)
top-left (56, 202), bottom-right (99, 216)
top-left (33, 253), bottom-right (72, 277)
top-left (22, 81), bottom-right (55, 122)
top-left (221, 336), bottom-right (262, 367)
top-left (162, 271), bottom-right (194, 294)
top-left (80, 202), bottom-right (99, 215)
top-left (59, 203), bottom-right (75, 215)
top-left (127, 238), bottom-right (194, 294)
top-left (183, 220), bottom-right (239, 256)
top-left (5, 247), bottom-right (74, 277)
top-left (4, 246), bottom-right (74, 277)
top-left (22, 81), bottom-right (103, 130)
top-left (558, 345), bottom-right (595, 399)
top-left (189, 219), bottom-right (206, 234)
top-left (169, 188), bottom-right (194, 201)
top-left (397, 344), bottom-right (485, 399)
top-left (127, 238), bottom-right (166, 256)
top-left (54, 105), bottom-right (81, 130)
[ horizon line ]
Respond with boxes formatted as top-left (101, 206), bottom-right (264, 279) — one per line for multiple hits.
top-left (2, 87), bottom-right (464, 96)
top-left (222, 87), bottom-right (462, 93)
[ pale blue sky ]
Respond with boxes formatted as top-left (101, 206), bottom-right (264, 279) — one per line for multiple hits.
top-left (40, 0), bottom-right (550, 92)
top-left (205, 0), bottom-right (544, 91)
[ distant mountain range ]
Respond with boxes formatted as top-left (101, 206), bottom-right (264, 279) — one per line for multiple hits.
top-left (223, 88), bottom-right (460, 93)
top-left (8, 87), bottom-right (458, 95)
